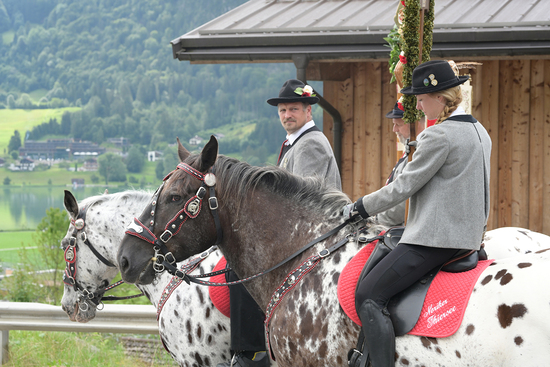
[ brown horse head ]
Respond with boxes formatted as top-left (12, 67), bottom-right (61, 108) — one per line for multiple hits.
top-left (118, 136), bottom-right (222, 284)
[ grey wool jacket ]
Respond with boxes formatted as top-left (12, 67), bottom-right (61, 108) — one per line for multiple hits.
top-left (358, 115), bottom-right (491, 250)
top-left (278, 129), bottom-right (342, 190)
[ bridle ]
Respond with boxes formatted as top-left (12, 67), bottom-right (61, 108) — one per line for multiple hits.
top-left (63, 204), bottom-right (143, 311)
top-left (124, 162), bottom-right (223, 278)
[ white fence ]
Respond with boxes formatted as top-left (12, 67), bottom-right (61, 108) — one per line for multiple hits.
top-left (0, 302), bottom-right (158, 365)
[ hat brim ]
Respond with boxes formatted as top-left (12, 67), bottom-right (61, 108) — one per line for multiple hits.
top-left (267, 96), bottom-right (319, 106)
top-left (385, 111), bottom-right (404, 119)
top-left (400, 75), bottom-right (469, 95)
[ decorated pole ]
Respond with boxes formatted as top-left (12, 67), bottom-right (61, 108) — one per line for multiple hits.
top-left (387, 0), bottom-right (435, 222)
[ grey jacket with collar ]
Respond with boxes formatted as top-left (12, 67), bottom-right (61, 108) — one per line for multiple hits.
top-left (358, 116), bottom-right (491, 250)
top-left (279, 129), bottom-right (342, 190)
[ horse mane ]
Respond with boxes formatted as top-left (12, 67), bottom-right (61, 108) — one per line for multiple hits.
top-left (185, 154), bottom-right (350, 217)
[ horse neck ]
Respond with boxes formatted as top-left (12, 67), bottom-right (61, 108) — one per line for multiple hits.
top-left (218, 189), bottom-right (341, 308)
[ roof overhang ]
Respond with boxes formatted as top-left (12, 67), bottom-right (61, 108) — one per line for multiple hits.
top-left (171, 0), bottom-right (550, 64)
top-left (172, 26), bottom-right (550, 63)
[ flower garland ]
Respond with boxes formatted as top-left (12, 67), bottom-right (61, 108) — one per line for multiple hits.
top-left (394, 0), bottom-right (435, 124)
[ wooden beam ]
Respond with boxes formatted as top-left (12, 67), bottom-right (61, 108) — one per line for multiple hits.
top-left (363, 62), bottom-right (382, 196)
top-left (543, 60), bottom-right (550, 235)
top-left (529, 59), bottom-right (545, 232)
top-left (498, 60), bottom-right (513, 228)
top-left (335, 79), bottom-right (354, 197)
top-left (352, 63), bottom-right (368, 200)
top-left (510, 60), bottom-right (530, 228)
top-left (307, 62), bottom-right (351, 81)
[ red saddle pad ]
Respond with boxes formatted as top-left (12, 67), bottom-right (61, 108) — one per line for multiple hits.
top-left (209, 257), bottom-right (231, 318)
top-left (337, 243), bottom-right (493, 338)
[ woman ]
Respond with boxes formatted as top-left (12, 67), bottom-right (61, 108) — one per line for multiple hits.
top-left (343, 60), bottom-right (491, 367)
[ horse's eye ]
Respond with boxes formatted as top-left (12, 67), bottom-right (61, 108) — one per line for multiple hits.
top-left (171, 195), bottom-right (181, 202)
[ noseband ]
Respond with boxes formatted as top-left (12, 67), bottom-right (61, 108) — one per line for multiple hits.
top-left (63, 205), bottom-right (142, 311)
top-left (124, 162), bottom-right (223, 277)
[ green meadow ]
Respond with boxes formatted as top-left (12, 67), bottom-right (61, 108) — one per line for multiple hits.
top-left (0, 108), bottom-right (80, 154)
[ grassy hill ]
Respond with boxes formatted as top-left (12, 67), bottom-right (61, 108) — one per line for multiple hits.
top-left (0, 107), bottom-right (80, 154)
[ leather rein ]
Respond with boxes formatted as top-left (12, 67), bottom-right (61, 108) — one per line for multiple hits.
top-left (63, 204), bottom-right (143, 311)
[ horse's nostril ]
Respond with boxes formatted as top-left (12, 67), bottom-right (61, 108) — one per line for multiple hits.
top-left (120, 256), bottom-right (129, 271)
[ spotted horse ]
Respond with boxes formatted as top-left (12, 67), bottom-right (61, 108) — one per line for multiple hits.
top-left (62, 189), bottom-right (547, 367)
top-left (117, 136), bottom-right (550, 367)
top-left (60, 189), bottom-right (236, 367)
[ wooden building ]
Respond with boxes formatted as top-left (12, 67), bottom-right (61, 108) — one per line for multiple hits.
top-left (171, 0), bottom-right (550, 234)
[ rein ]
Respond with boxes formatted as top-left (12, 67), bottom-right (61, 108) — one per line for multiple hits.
top-left (180, 218), bottom-right (355, 287)
top-left (63, 205), bottom-right (143, 311)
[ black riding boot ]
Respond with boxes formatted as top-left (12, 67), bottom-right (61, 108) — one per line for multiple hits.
top-left (357, 299), bottom-right (395, 367)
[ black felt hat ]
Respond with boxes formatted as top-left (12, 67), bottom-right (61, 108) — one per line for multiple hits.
top-left (400, 60), bottom-right (469, 95)
top-left (267, 79), bottom-right (320, 106)
top-left (385, 101), bottom-right (405, 119)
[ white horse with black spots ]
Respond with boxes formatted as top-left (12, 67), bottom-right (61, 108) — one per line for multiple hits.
top-left (60, 188), bottom-right (550, 367)
top-left (61, 190), bottom-right (231, 367)
top-left (116, 137), bottom-right (550, 367)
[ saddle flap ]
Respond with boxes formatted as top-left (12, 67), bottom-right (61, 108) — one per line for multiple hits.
top-left (387, 266), bottom-right (439, 336)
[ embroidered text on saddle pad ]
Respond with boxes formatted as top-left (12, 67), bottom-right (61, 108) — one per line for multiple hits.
top-left (209, 257), bottom-right (231, 318)
top-left (337, 242), bottom-right (493, 338)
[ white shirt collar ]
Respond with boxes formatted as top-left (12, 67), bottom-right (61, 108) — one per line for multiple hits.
top-left (450, 106), bottom-right (466, 117)
top-left (286, 120), bottom-right (315, 145)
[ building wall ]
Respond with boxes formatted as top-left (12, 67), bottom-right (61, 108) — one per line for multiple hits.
top-left (311, 58), bottom-right (550, 235)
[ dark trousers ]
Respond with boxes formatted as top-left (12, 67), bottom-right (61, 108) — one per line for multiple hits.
top-left (355, 243), bottom-right (459, 309)
top-left (226, 269), bottom-right (266, 352)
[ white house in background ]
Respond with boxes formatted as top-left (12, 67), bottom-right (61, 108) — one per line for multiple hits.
top-left (189, 135), bottom-right (203, 146)
top-left (147, 151), bottom-right (163, 162)
top-left (8, 158), bottom-right (35, 171)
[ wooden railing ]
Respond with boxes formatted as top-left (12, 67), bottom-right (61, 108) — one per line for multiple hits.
top-left (0, 302), bottom-right (158, 365)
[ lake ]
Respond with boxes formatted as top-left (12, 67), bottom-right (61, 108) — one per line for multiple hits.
top-left (0, 186), bottom-right (132, 231)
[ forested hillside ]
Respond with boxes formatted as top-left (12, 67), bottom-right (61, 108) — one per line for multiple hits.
top-left (0, 0), bottom-right (305, 164)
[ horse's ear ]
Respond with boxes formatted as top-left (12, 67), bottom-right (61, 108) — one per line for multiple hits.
top-left (104, 189), bottom-right (108, 195)
top-left (63, 190), bottom-right (79, 219)
top-left (177, 137), bottom-right (191, 162)
top-left (198, 135), bottom-right (218, 172)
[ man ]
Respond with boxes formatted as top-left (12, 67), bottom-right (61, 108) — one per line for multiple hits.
top-left (375, 101), bottom-right (411, 227)
top-left (270, 79), bottom-right (342, 190)
top-left (218, 79), bottom-right (341, 367)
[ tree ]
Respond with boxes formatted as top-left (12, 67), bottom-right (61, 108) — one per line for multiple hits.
top-left (3, 177), bottom-right (11, 185)
top-left (98, 153), bottom-right (127, 184)
top-left (8, 130), bottom-right (22, 153)
top-left (3, 207), bottom-right (69, 304)
top-left (32, 207), bottom-right (69, 304)
top-left (125, 145), bottom-right (145, 173)
top-left (155, 160), bottom-right (165, 180)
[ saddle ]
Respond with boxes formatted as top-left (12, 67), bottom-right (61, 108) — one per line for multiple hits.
top-left (346, 227), bottom-right (489, 367)
top-left (355, 226), bottom-right (487, 335)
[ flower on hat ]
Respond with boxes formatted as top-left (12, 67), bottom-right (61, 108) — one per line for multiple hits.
top-left (397, 96), bottom-right (405, 111)
top-left (294, 85), bottom-right (315, 97)
top-left (399, 51), bottom-right (407, 64)
top-left (400, 0), bottom-right (405, 6)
